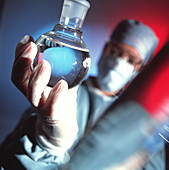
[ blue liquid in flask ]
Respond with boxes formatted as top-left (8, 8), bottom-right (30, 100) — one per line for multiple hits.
top-left (33, 35), bottom-right (90, 88)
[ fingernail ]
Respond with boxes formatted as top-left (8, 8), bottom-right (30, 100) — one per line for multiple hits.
top-left (21, 44), bottom-right (32, 58)
top-left (21, 42), bottom-right (37, 59)
top-left (19, 35), bottom-right (30, 44)
top-left (55, 80), bottom-right (68, 93)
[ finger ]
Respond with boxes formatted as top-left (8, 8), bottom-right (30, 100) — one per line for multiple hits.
top-left (27, 60), bottom-right (51, 107)
top-left (42, 80), bottom-right (69, 117)
top-left (15, 35), bottom-right (34, 59)
top-left (11, 42), bottom-right (38, 96)
top-left (42, 80), bottom-right (78, 130)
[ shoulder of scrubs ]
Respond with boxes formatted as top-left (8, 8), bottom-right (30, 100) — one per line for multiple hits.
top-left (66, 100), bottom-right (166, 170)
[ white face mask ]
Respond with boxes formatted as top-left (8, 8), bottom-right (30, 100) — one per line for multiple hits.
top-left (97, 55), bottom-right (138, 93)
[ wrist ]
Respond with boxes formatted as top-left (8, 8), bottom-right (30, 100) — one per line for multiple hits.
top-left (35, 115), bottom-right (78, 155)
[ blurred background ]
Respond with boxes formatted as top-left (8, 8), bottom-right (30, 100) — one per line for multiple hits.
top-left (0, 0), bottom-right (169, 143)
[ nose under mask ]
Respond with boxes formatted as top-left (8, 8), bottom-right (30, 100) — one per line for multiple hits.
top-left (97, 57), bottom-right (138, 93)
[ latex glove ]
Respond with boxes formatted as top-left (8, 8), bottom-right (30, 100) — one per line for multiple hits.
top-left (12, 35), bottom-right (78, 156)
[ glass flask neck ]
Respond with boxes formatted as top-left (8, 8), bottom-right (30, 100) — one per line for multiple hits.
top-left (59, 0), bottom-right (90, 30)
top-left (59, 15), bottom-right (83, 30)
top-left (53, 23), bottom-right (83, 40)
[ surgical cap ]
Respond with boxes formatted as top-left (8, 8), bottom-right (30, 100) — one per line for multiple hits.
top-left (110, 19), bottom-right (159, 64)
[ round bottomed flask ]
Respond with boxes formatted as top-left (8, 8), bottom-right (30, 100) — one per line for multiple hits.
top-left (33, 0), bottom-right (91, 88)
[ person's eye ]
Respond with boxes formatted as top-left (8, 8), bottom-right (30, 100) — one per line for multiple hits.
top-left (127, 58), bottom-right (135, 64)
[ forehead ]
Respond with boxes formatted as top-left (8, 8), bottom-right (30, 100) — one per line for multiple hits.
top-left (108, 42), bottom-right (142, 61)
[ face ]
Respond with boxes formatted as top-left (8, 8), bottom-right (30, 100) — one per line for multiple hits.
top-left (102, 42), bottom-right (143, 71)
top-left (97, 42), bottom-right (143, 94)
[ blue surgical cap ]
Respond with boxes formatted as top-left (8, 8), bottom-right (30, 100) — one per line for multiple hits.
top-left (110, 19), bottom-right (159, 64)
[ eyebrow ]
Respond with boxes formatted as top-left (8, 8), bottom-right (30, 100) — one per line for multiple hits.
top-left (111, 44), bottom-right (142, 62)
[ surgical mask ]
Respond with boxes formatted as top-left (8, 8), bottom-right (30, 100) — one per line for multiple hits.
top-left (97, 55), bottom-right (138, 92)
